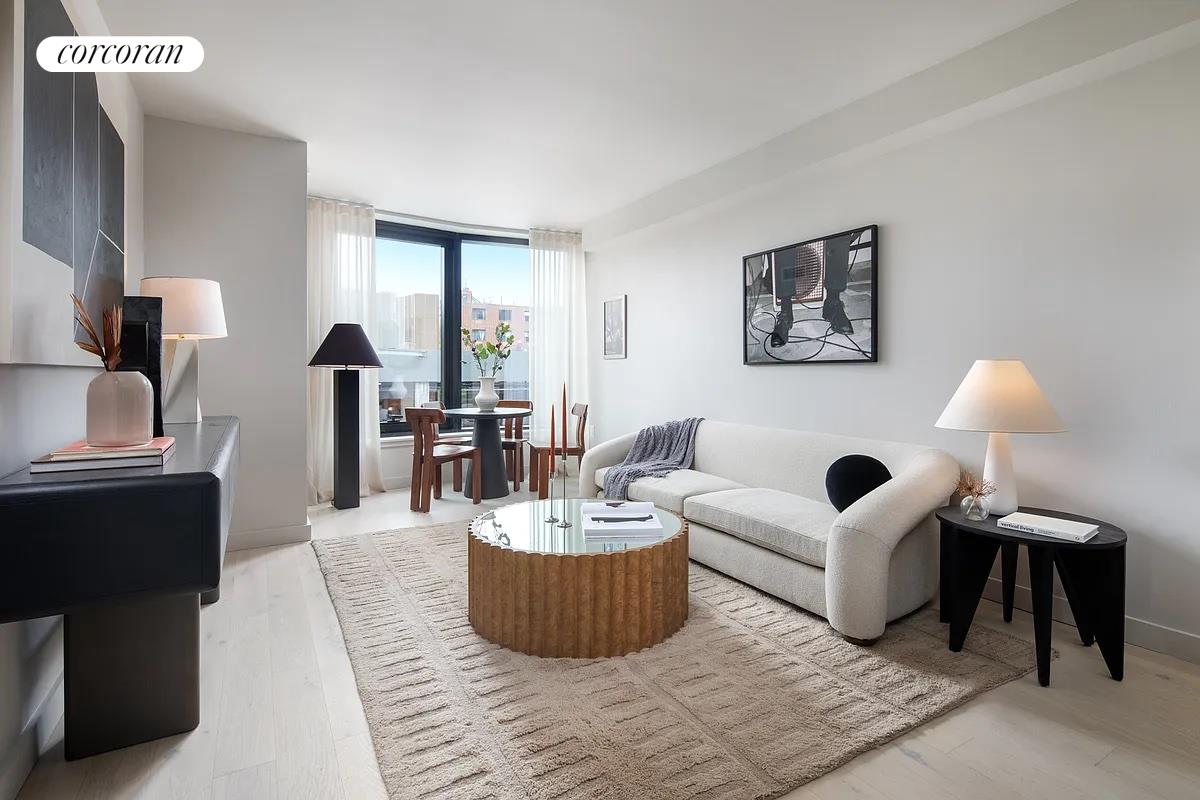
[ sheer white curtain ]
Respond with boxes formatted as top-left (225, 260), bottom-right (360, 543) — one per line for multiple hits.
top-left (529, 229), bottom-right (588, 446)
top-left (307, 197), bottom-right (386, 504)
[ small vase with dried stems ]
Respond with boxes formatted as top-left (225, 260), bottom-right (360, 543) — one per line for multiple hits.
top-left (72, 294), bottom-right (153, 447)
top-left (956, 469), bottom-right (997, 522)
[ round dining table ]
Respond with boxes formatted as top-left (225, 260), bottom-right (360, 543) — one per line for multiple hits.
top-left (441, 407), bottom-right (534, 500)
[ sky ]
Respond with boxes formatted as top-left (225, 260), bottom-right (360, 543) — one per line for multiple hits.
top-left (376, 239), bottom-right (531, 306)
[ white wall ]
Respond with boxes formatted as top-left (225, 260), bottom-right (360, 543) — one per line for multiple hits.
top-left (0, 0), bottom-right (143, 792)
top-left (585, 45), bottom-right (1200, 660)
top-left (143, 116), bottom-right (310, 549)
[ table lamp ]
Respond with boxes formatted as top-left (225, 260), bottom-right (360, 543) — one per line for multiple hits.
top-left (308, 323), bottom-right (382, 509)
top-left (140, 277), bottom-right (228, 424)
top-left (935, 359), bottom-right (1064, 515)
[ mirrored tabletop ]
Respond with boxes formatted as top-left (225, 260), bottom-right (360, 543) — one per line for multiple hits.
top-left (470, 498), bottom-right (683, 555)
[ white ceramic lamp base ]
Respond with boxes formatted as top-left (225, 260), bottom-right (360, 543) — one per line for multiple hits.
top-left (982, 431), bottom-right (1018, 515)
top-left (163, 339), bottom-right (203, 424)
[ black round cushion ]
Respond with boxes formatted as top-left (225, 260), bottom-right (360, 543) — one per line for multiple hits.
top-left (825, 454), bottom-right (892, 512)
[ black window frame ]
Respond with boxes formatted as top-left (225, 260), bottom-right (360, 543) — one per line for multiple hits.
top-left (375, 220), bottom-right (529, 437)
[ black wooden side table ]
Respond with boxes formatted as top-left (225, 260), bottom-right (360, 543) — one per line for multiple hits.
top-left (937, 506), bottom-right (1127, 687)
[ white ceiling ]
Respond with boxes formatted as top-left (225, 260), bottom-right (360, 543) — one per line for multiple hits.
top-left (100, 0), bottom-right (1068, 230)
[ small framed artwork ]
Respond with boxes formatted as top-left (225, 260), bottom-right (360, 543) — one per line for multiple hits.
top-left (743, 224), bottom-right (877, 364)
top-left (603, 295), bottom-right (627, 359)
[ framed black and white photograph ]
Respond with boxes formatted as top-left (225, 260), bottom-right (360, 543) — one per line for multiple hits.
top-left (743, 224), bottom-right (876, 364)
top-left (603, 295), bottom-right (627, 359)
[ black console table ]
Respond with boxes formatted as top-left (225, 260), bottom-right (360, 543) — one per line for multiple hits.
top-left (0, 416), bottom-right (239, 760)
top-left (937, 506), bottom-right (1126, 687)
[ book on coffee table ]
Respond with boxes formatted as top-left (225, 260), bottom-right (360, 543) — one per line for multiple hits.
top-left (582, 501), bottom-right (664, 538)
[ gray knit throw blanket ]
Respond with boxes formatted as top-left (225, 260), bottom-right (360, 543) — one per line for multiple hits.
top-left (602, 418), bottom-right (704, 500)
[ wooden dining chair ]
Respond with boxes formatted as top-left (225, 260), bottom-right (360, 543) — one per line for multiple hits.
top-left (529, 403), bottom-right (589, 499)
top-left (405, 407), bottom-right (481, 512)
top-left (420, 400), bottom-right (472, 445)
top-left (497, 399), bottom-right (533, 492)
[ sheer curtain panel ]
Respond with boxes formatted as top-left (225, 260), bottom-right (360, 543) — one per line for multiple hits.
top-left (529, 229), bottom-right (589, 446)
top-left (307, 197), bottom-right (386, 504)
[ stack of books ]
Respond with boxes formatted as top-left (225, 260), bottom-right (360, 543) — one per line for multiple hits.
top-left (997, 512), bottom-right (1099, 543)
top-left (30, 437), bottom-right (176, 474)
top-left (582, 501), bottom-right (663, 538)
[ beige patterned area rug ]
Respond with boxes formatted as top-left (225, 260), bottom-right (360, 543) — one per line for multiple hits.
top-left (313, 523), bottom-right (1036, 800)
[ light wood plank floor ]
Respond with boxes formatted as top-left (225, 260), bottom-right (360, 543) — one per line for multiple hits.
top-left (17, 487), bottom-right (1200, 799)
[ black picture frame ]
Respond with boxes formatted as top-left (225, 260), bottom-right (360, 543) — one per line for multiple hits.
top-left (742, 224), bottom-right (878, 365)
top-left (119, 296), bottom-right (164, 437)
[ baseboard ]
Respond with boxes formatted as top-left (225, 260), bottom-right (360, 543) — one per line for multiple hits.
top-left (982, 576), bottom-right (1200, 665)
top-left (1124, 616), bottom-right (1200, 665)
top-left (227, 521), bottom-right (312, 551)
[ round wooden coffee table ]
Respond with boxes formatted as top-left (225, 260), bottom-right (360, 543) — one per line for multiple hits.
top-left (468, 499), bottom-right (689, 658)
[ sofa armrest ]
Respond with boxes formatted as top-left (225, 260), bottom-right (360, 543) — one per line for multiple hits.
top-left (824, 449), bottom-right (959, 641)
top-left (578, 432), bottom-right (638, 497)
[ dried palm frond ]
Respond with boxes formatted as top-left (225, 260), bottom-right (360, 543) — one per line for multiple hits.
top-left (955, 469), bottom-right (996, 498)
top-left (71, 294), bottom-right (123, 371)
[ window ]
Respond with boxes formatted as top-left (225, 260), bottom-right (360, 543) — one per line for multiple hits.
top-left (374, 222), bottom-right (528, 435)
top-left (462, 240), bottom-right (531, 406)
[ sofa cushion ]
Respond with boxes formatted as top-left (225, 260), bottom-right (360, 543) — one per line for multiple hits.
top-left (684, 488), bottom-right (839, 568)
top-left (595, 468), bottom-right (746, 514)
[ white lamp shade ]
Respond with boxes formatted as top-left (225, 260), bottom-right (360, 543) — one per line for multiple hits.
top-left (936, 359), bottom-right (1064, 433)
top-left (140, 277), bottom-right (228, 339)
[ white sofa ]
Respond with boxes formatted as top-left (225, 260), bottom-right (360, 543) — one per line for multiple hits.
top-left (578, 421), bottom-right (959, 642)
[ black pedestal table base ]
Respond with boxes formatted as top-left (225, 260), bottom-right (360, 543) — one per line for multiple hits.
top-left (442, 407), bottom-right (534, 502)
top-left (465, 415), bottom-right (509, 500)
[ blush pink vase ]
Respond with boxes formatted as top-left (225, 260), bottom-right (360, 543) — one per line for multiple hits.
top-left (86, 371), bottom-right (154, 446)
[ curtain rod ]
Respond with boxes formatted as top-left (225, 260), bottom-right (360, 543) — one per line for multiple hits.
top-left (307, 193), bottom-right (373, 209)
top-left (374, 208), bottom-right (528, 237)
top-left (309, 195), bottom-right (577, 237)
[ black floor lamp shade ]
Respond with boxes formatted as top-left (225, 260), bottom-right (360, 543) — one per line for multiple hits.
top-left (309, 324), bottom-right (382, 510)
top-left (308, 323), bottom-right (383, 368)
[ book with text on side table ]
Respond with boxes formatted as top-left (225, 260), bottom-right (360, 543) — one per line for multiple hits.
top-left (30, 436), bottom-right (176, 474)
top-left (996, 511), bottom-right (1099, 543)
top-left (581, 500), bottom-right (664, 538)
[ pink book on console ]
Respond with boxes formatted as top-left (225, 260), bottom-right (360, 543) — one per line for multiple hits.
top-left (43, 436), bottom-right (176, 462)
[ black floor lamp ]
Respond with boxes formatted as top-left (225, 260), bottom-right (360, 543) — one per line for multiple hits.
top-left (308, 323), bottom-right (383, 509)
